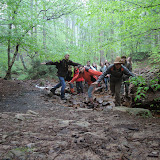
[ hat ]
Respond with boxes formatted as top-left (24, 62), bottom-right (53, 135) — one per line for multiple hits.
top-left (114, 56), bottom-right (123, 64)
top-left (121, 55), bottom-right (127, 59)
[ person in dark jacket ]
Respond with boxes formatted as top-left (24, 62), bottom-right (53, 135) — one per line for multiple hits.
top-left (121, 56), bottom-right (132, 97)
top-left (41, 54), bottom-right (80, 100)
top-left (93, 56), bottom-right (135, 106)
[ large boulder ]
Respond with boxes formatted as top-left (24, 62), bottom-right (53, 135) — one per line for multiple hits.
top-left (113, 106), bottom-right (152, 117)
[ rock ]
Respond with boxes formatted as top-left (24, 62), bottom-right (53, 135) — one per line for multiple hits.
top-left (1, 114), bottom-right (9, 119)
top-left (74, 121), bottom-right (91, 128)
top-left (58, 119), bottom-right (73, 127)
top-left (106, 106), bottom-right (113, 110)
top-left (15, 114), bottom-right (25, 121)
top-left (76, 108), bottom-right (91, 111)
top-left (48, 126), bottom-right (53, 129)
top-left (27, 143), bottom-right (35, 148)
top-left (102, 102), bottom-right (110, 106)
top-left (113, 106), bottom-right (152, 117)
top-left (10, 141), bottom-right (19, 145)
top-left (27, 110), bottom-right (38, 115)
top-left (10, 149), bottom-right (26, 158)
top-left (96, 98), bottom-right (103, 104)
top-left (2, 135), bottom-right (8, 139)
top-left (148, 151), bottom-right (159, 158)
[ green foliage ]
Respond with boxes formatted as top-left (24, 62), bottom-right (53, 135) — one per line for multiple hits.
top-left (130, 75), bottom-right (160, 103)
top-left (0, 45), bottom-right (8, 77)
top-left (149, 51), bottom-right (160, 67)
top-left (0, 0), bottom-right (160, 78)
top-left (149, 77), bottom-right (160, 91)
top-left (17, 74), bottom-right (28, 80)
top-left (130, 76), bottom-right (149, 102)
top-left (26, 59), bottom-right (57, 80)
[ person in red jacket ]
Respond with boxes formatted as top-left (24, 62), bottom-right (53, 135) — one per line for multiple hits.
top-left (69, 65), bottom-right (102, 108)
top-left (73, 66), bottom-right (84, 94)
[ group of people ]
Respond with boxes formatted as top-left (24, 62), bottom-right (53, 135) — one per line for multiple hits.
top-left (41, 54), bottom-right (134, 107)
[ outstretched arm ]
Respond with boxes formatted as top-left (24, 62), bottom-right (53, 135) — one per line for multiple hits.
top-left (69, 73), bottom-right (80, 84)
top-left (41, 60), bottom-right (59, 65)
top-left (122, 65), bottom-right (135, 77)
top-left (68, 60), bottom-right (80, 66)
top-left (88, 69), bottom-right (102, 76)
top-left (96, 64), bottom-right (113, 83)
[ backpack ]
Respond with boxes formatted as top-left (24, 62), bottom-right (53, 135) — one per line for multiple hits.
top-left (85, 67), bottom-right (97, 82)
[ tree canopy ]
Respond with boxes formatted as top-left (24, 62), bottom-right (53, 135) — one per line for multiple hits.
top-left (0, 0), bottom-right (160, 79)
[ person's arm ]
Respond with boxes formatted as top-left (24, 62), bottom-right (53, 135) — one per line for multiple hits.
top-left (41, 61), bottom-right (58, 65)
top-left (122, 65), bottom-right (135, 77)
top-left (88, 68), bottom-right (102, 76)
top-left (68, 60), bottom-right (80, 66)
top-left (69, 73), bottom-right (80, 83)
top-left (96, 64), bottom-right (113, 83)
top-left (46, 61), bottom-right (58, 65)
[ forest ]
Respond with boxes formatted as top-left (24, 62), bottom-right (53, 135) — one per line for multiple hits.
top-left (0, 0), bottom-right (160, 79)
top-left (0, 1), bottom-right (160, 159)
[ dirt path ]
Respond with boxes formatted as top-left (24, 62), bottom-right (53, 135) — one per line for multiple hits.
top-left (0, 79), bottom-right (160, 160)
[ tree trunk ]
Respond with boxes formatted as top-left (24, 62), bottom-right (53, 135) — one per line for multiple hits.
top-left (5, 44), bottom-right (19, 79)
top-left (34, 0), bottom-right (38, 55)
top-left (20, 54), bottom-right (27, 70)
top-left (99, 31), bottom-right (105, 63)
top-left (6, 23), bottom-right (12, 79)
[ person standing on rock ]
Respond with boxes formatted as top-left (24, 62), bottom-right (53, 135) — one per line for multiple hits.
top-left (69, 65), bottom-right (102, 108)
top-left (121, 55), bottom-right (132, 98)
top-left (92, 56), bottom-right (135, 106)
top-left (41, 54), bottom-right (80, 100)
top-left (100, 62), bottom-right (109, 92)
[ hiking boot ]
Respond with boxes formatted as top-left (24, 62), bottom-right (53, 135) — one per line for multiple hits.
top-left (87, 104), bottom-right (94, 109)
top-left (50, 88), bottom-right (56, 94)
top-left (61, 97), bottom-right (67, 100)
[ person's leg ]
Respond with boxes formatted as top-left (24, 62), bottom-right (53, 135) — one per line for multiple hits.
top-left (121, 81), bottom-right (124, 95)
top-left (50, 77), bottom-right (62, 94)
top-left (110, 81), bottom-right (115, 96)
top-left (124, 78), bottom-right (129, 97)
top-left (79, 81), bottom-right (84, 93)
top-left (115, 80), bottom-right (122, 106)
top-left (88, 85), bottom-right (96, 108)
top-left (69, 82), bottom-right (74, 94)
top-left (59, 77), bottom-right (66, 99)
top-left (76, 82), bottom-right (80, 94)
top-left (104, 77), bottom-right (108, 91)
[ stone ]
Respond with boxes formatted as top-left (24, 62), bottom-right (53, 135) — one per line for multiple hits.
top-left (58, 119), bottom-right (73, 127)
top-left (15, 114), bottom-right (25, 121)
top-left (27, 143), bottom-right (35, 148)
top-left (102, 102), bottom-right (110, 106)
top-left (1, 114), bottom-right (9, 119)
top-left (2, 135), bottom-right (8, 139)
top-left (10, 149), bottom-right (26, 158)
top-left (27, 110), bottom-right (38, 115)
top-left (74, 121), bottom-right (91, 128)
top-left (113, 106), bottom-right (152, 117)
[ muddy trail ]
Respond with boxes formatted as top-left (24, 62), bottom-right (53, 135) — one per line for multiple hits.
top-left (0, 79), bottom-right (160, 160)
